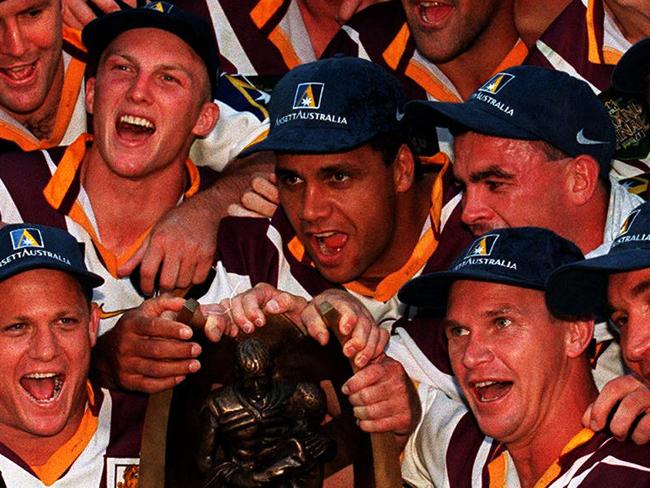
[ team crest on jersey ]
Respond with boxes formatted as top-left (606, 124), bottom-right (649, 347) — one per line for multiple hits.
top-left (466, 234), bottom-right (500, 258)
top-left (479, 73), bottom-right (515, 95)
top-left (106, 457), bottom-right (140, 488)
top-left (10, 228), bottom-right (44, 250)
top-left (292, 83), bottom-right (324, 110)
top-left (618, 209), bottom-right (641, 236)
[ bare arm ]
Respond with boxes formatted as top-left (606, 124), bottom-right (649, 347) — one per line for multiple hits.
top-left (118, 153), bottom-right (275, 295)
top-left (62, 0), bottom-right (136, 29)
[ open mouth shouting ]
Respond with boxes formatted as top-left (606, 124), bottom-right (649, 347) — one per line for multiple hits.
top-left (416, 1), bottom-right (454, 27)
top-left (116, 114), bottom-right (156, 143)
top-left (313, 231), bottom-right (348, 256)
top-left (471, 379), bottom-right (513, 403)
top-left (20, 372), bottom-right (65, 404)
top-left (0, 61), bottom-right (38, 87)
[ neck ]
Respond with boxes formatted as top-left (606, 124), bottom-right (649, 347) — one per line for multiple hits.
top-left (514, 0), bottom-right (570, 46)
top-left (564, 187), bottom-right (608, 255)
top-left (80, 147), bottom-right (187, 257)
top-left (296, 0), bottom-right (342, 58)
top-left (507, 363), bottom-right (597, 488)
top-left (604, 0), bottom-right (650, 45)
top-left (16, 55), bottom-right (65, 141)
top-left (357, 174), bottom-right (434, 288)
top-left (436, 1), bottom-right (519, 99)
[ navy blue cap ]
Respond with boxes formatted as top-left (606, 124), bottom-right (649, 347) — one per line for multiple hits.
top-left (405, 65), bottom-right (616, 177)
top-left (547, 201), bottom-right (650, 319)
top-left (612, 37), bottom-right (650, 95)
top-left (240, 57), bottom-right (406, 155)
top-left (0, 224), bottom-right (103, 290)
top-left (83, 1), bottom-right (219, 97)
top-left (399, 227), bottom-right (584, 310)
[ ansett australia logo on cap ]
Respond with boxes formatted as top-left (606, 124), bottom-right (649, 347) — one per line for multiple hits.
top-left (10, 228), bottom-right (44, 250)
top-left (293, 83), bottom-right (324, 110)
top-left (479, 73), bottom-right (515, 95)
top-left (474, 72), bottom-right (515, 117)
top-left (454, 234), bottom-right (517, 272)
top-left (468, 234), bottom-right (499, 257)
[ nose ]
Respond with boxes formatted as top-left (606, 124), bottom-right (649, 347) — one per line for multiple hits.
top-left (0, 20), bottom-right (28, 58)
top-left (300, 184), bottom-right (331, 222)
top-left (623, 320), bottom-right (650, 370)
top-left (127, 72), bottom-right (153, 104)
top-left (460, 188), bottom-right (492, 228)
top-left (461, 332), bottom-right (494, 370)
top-left (29, 326), bottom-right (59, 362)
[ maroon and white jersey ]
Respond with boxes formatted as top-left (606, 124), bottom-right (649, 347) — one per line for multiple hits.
top-left (0, 136), bottom-right (220, 334)
top-left (171, 0), bottom-right (317, 78)
top-left (403, 387), bottom-right (650, 487)
top-left (0, 384), bottom-right (146, 488)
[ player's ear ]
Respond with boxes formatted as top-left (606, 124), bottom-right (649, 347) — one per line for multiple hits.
top-left (393, 144), bottom-right (415, 193)
top-left (88, 302), bottom-right (100, 348)
top-left (564, 318), bottom-right (594, 358)
top-left (85, 78), bottom-right (96, 115)
top-left (565, 155), bottom-right (600, 206)
top-left (192, 102), bottom-right (220, 138)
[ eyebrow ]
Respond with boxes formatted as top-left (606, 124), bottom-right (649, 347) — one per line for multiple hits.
top-left (469, 165), bottom-right (514, 183)
top-left (608, 278), bottom-right (650, 311)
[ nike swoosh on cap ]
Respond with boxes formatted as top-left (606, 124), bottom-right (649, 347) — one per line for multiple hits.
top-left (396, 108), bottom-right (405, 121)
top-left (576, 128), bottom-right (609, 145)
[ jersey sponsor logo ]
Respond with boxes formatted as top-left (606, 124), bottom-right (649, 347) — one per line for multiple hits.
top-left (478, 73), bottom-right (515, 95)
top-left (576, 128), bottom-right (609, 146)
top-left (106, 457), bottom-right (140, 488)
top-left (10, 228), bottom-right (44, 250)
top-left (466, 234), bottom-right (500, 258)
top-left (292, 83), bottom-right (324, 110)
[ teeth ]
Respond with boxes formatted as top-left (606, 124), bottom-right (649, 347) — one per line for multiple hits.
top-left (24, 372), bottom-right (57, 379)
top-left (119, 114), bottom-right (154, 129)
top-left (315, 232), bottom-right (336, 238)
top-left (474, 381), bottom-right (497, 388)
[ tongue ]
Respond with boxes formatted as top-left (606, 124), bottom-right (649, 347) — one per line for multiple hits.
top-left (321, 233), bottom-right (347, 250)
top-left (421, 3), bottom-right (453, 24)
top-left (478, 382), bottom-right (511, 402)
top-left (21, 377), bottom-right (56, 401)
top-left (117, 122), bottom-right (154, 142)
top-left (2, 65), bottom-right (35, 82)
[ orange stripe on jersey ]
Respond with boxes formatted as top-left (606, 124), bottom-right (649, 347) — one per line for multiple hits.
top-left (40, 57), bottom-right (85, 150)
top-left (405, 60), bottom-right (460, 102)
top-left (344, 158), bottom-right (451, 301)
top-left (63, 26), bottom-right (85, 53)
top-left (0, 121), bottom-right (39, 151)
top-left (383, 23), bottom-right (411, 70)
top-left (43, 135), bottom-right (202, 277)
top-left (536, 429), bottom-right (595, 487)
top-left (492, 40), bottom-right (528, 75)
top-left (250, 0), bottom-right (284, 29)
top-left (31, 382), bottom-right (98, 486)
top-left (268, 26), bottom-right (302, 70)
top-left (487, 451), bottom-right (508, 488)
top-left (586, 0), bottom-right (604, 64)
top-left (602, 47), bottom-right (623, 65)
top-left (288, 235), bottom-right (306, 262)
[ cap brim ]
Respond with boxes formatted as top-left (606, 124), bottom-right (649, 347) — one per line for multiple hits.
top-left (398, 269), bottom-right (545, 310)
top-left (546, 249), bottom-right (650, 318)
top-left (3, 260), bottom-right (104, 290)
top-left (612, 38), bottom-right (650, 94)
top-left (239, 126), bottom-right (380, 157)
top-left (405, 99), bottom-right (539, 140)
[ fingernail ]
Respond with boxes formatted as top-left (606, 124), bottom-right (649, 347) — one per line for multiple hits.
top-left (318, 332), bottom-right (327, 344)
top-left (355, 354), bottom-right (367, 367)
top-left (255, 317), bottom-right (264, 327)
top-left (191, 344), bottom-right (202, 356)
top-left (341, 384), bottom-right (350, 395)
top-left (189, 360), bottom-right (201, 372)
top-left (243, 322), bottom-right (254, 334)
top-left (179, 326), bottom-right (192, 339)
top-left (590, 421), bottom-right (598, 431)
top-left (267, 299), bottom-right (280, 313)
top-left (175, 376), bottom-right (186, 384)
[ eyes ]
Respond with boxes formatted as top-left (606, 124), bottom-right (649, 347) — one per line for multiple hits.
top-left (446, 316), bottom-right (512, 339)
top-left (609, 312), bottom-right (628, 330)
top-left (277, 171), bottom-right (352, 187)
top-left (1, 317), bottom-right (82, 336)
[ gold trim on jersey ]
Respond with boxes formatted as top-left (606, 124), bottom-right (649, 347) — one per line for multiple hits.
top-left (42, 134), bottom-right (202, 278)
top-left (586, 0), bottom-right (623, 66)
top-left (286, 151), bottom-right (452, 301)
top-left (31, 382), bottom-right (99, 486)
